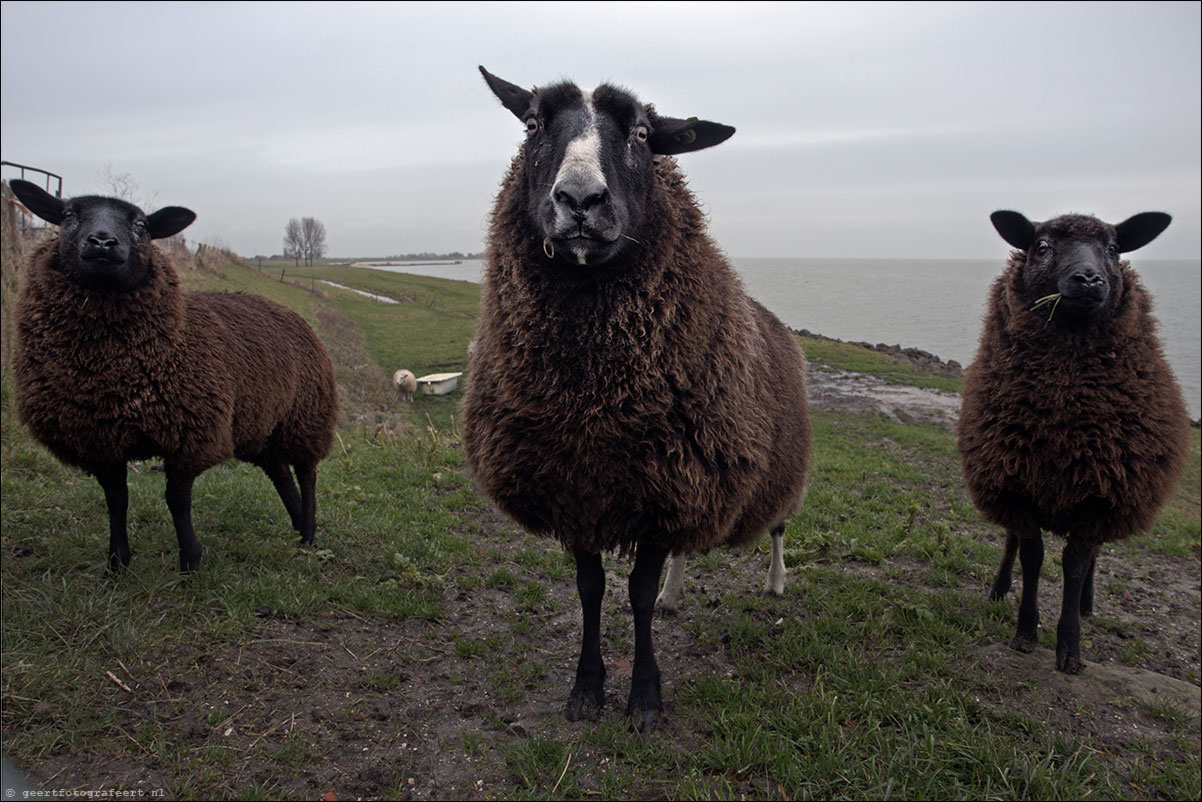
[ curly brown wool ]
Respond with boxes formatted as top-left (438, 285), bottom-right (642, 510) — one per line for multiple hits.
top-left (958, 210), bottom-right (1189, 674)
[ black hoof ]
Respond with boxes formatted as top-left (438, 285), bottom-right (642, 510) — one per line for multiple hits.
top-left (1011, 635), bottom-right (1037, 654)
top-left (629, 706), bottom-right (659, 734)
top-left (566, 663), bottom-right (605, 722)
top-left (625, 682), bottom-right (663, 734)
top-left (179, 551), bottom-right (203, 573)
top-left (565, 687), bottom-right (604, 722)
top-left (1056, 649), bottom-right (1085, 674)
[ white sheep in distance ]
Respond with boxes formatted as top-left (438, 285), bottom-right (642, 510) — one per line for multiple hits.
top-left (393, 369), bottom-right (417, 402)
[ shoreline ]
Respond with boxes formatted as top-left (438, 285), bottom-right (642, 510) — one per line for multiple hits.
top-left (794, 328), bottom-right (964, 377)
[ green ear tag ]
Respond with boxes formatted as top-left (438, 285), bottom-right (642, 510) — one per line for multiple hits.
top-left (675, 129), bottom-right (697, 145)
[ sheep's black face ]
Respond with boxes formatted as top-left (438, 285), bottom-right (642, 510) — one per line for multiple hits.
top-left (9, 180), bottom-right (196, 293)
top-left (991, 210), bottom-right (1172, 325)
top-left (1025, 216), bottom-right (1123, 321)
top-left (522, 82), bottom-right (654, 269)
top-left (59, 196), bottom-right (158, 291)
top-left (480, 67), bottom-right (735, 273)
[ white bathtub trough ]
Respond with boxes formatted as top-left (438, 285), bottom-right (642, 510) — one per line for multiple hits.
top-left (415, 372), bottom-right (463, 396)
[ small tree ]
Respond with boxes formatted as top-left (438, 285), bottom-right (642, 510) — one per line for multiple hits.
top-left (283, 218), bottom-right (303, 267)
top-left (300, 217), bottom-right (327, 265)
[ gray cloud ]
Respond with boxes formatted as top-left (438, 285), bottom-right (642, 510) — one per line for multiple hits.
top-left (3, 1), bottom-right (1198, 259)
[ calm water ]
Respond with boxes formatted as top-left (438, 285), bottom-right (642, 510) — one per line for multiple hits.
top-left (365, 256), bottom-right (1201, 418)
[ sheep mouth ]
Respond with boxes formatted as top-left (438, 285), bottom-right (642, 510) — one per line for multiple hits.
top-left (80, 254), bottom-right (127, 266)
top-left (1059, 287), bottom-right (1110, 310)
top-left (545, 233), bottom-right (626, 266)
top-left (555, 234), bottom-right (618, 248)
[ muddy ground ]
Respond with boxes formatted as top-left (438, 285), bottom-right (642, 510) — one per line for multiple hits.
top-left (5, 366), bottom-right (1199, 801)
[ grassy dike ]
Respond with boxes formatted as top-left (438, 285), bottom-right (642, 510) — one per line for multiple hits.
top-left (1, 253), bottom-right (1198, 800)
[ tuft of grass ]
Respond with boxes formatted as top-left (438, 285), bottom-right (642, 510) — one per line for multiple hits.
top-left (1031, 292), bottom-right (1063, 320)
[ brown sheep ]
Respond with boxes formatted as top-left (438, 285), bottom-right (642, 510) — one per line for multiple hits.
top-left (461, 68), bottom-right (812, 732)
top-left (958, 209), bottom-right (1189, 673)
top-left (9, 180), bottom-right (338, 573)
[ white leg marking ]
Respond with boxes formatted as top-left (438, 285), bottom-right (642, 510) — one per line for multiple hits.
top-left (765, 531), bottom-right (787, 595)
top-left (656, 552), bottom-right (687, 612)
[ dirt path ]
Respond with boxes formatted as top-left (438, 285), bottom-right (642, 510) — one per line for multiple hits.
top-left (807, 366), bottom-right (962, 428)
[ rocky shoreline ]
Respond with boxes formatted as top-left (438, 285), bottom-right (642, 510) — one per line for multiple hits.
top-left (795, 328), bottom-right (964, 377)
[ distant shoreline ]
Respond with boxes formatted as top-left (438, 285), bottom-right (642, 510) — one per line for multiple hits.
top-left (794, 328), bottom-right (964, 377)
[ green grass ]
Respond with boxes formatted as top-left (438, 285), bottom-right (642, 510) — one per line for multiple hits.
top-left (800, 334), bottom-right (964, 392)
top-left (1, 256), bottom-right (1198, 800)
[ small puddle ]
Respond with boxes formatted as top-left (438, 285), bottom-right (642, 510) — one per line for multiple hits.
top-left (318, 280), bottom-right (400, 304)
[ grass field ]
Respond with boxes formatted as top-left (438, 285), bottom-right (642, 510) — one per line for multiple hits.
top-left (1, 253), bottom-right (1198, 800)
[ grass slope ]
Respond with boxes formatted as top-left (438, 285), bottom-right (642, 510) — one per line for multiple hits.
top-left (1, 255), bottom-right (1198, 800)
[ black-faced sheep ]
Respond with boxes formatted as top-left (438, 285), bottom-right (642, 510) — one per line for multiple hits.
top-left (958, 209), bottom-right (1190, 673)
top-left (9, 180), bottom-right (339, 572)
top-left (461, 68), bottom-right (812, 732)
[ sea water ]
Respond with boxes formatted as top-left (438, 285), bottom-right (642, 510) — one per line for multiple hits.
top-left (365, 257), bottom-right (1201, 418)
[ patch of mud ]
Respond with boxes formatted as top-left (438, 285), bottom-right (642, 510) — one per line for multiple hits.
top-left (975, 641), bottom-right (1200, 746)
top-left (807, 366), bottom-right (961, 428)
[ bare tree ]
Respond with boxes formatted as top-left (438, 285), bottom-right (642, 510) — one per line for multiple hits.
top-left (282, 216), bottom-right (327, 266)
top-left (300, 217), bottom-right (327, 265)
top-left (97, 164), bottom-right (159, 210)
top-left (283, 218), bottom-right (304, 267)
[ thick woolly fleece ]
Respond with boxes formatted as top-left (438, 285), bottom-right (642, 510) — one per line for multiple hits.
top-left (15, 239), bottom-right (338, 481)
top-left (462, 154), bottom-right (811, 557)
top-left (958, 250), bottom-right (1189, 545)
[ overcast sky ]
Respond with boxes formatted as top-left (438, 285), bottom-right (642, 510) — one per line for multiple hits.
top-left (2, 1), bottom-right (1199, 260)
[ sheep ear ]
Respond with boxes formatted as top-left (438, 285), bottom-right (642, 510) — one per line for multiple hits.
top-left (1115, 212), bottom-right (1171, 253)
top-left (479, 66), bottom-right (534, 120)
top-left (9, 179), bottom-right (65, 225)
top-left (990, 210), bottom-right (1036, 250)
top-left (146, 206), bottom-right (196, 239)
top-left (649, 117), bottom-right (735, 155)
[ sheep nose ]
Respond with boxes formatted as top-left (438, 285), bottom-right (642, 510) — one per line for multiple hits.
top-left (553, 178), bottom-right (608, 219)
top-left (87, 232), bottom-right (119, 250)
top-left (1069, 266), bottom-right (1106, 287)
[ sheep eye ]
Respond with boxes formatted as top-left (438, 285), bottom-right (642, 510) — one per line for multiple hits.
top-left (634, 125), bottom-right (649, 143)
top-left (1106, 243), bottom-right (1118, 257)
top-left (1036, 240), bottom-right (1051, 254)
top-left (525, 118), bottom-right (539, 134)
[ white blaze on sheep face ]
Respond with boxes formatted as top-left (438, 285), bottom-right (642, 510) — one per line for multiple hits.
top-left (478, 66), bottom-right (737, 276)
top-left (551, 92), bottom-right (606, 265)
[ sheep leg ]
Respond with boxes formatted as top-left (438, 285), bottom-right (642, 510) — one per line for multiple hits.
top-left (988, 531), bottom-right (1020, 601)
top-left (765, 523), bottom-right (787, 595)
top-left (294, 462), bottom-right (319, 546)
top-left (255, 454), bottom-right (303, 533)
top-left (165, 474), bottom-right (204, 572)
top-left (1056, 539), bottom-right (1094, 674)
top-left (1012, 532), bottom-right (1043, 653)
top-left (655, 553), bottom-right (686, 613)
top-left (627, 543), bottom-right (668, 734)
top-left (1079, 552), bottom-right (1097, 618)
top-left (94, 462), bottom-right (131, 571)
top-left (566, 548), bottom-right (606, 721)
